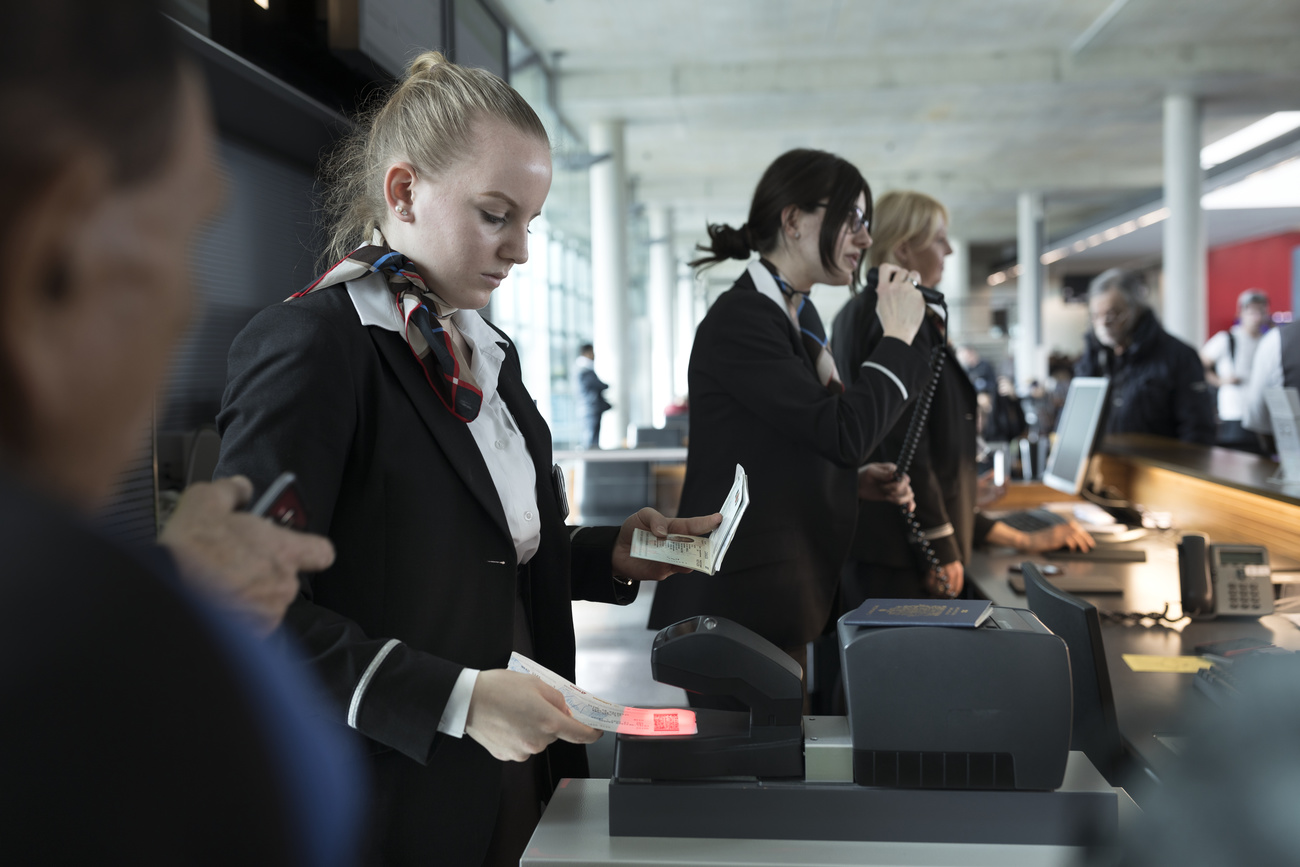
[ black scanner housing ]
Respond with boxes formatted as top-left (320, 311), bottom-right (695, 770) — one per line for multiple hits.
top-left (612, 615), bottom-right (804, 780)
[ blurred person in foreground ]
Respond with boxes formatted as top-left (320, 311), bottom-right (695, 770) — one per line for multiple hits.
top-left (832, 191), bottom-right (1090, 604)
top-left (0, 3), bottom-right (363, 863)
top-left (1075, 268), bottom-right (1214, 444)
top-left (1087, 651), bottom-right (1300, 867)
top-left (1202, 289), bottom-right (1270, 453)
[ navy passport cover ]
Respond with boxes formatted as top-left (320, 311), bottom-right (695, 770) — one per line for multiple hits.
top-left (844, 599), bottom-right (993, 628)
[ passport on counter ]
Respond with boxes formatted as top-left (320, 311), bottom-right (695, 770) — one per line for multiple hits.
top-left (844, 598), bottom-right (994, 628)
top-left (630, 463), bottom-right (749, 575)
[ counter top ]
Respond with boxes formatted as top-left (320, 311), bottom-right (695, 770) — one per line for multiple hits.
top-left (1099, 433), bottom-right (1300, 506)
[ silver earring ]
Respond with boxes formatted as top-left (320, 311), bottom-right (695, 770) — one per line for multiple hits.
top-left (397, 206), bottom-right (409, 216)
top-left (794, 232), bottom-right (801, 239)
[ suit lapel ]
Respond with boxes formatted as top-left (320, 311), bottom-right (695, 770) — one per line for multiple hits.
top-left (369, 328), bottom-right (512, 542)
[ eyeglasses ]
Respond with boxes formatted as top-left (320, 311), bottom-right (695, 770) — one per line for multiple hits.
top-left (847, 206), bottom-right (869, 235)
top-left (813, 202), bottom-right (870, 235)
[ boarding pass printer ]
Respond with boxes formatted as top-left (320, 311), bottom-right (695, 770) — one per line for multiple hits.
top-left (609, 611), bottom-right (1118, 846)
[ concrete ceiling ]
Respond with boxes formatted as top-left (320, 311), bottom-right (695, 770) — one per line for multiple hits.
top-left (493, 0), bottom-right (1300, 259)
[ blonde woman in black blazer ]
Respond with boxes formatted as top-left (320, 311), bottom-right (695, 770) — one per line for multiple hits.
top-left (648, 149), bottom-right (928, 705)
top-left (216, 54), bottom-right (719, 867)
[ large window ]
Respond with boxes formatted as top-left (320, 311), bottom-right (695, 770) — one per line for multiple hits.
top-left (489, 29), bottom-right (596, 449)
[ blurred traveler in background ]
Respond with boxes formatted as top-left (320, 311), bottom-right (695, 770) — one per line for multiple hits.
top-left (1242, 320), bottom-right (1300, 453)
top-left (1076, 268), bottom-right (1214, 444)
top-left (1202, 289), bottom-right (1270, 453)
top-left (575, 342), bottom-right (611, 449)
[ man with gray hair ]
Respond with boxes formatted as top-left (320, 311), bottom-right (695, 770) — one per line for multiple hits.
top-left (1201, 289), bottom-right (1270, 452)
top-left (1074, 268), bottom-right (1215, 444)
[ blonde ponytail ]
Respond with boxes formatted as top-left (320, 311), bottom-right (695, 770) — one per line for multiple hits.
top-left (319, 50), bottom-right (548, 267)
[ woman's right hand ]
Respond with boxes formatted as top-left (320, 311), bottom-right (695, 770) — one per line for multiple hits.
top-left (875, 263), bottom-right (928, 345)
top-left (464, 669), bottom-right (601, 762)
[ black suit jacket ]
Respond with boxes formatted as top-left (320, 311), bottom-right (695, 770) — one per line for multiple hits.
top-left (0, 473), bottom-right (310, 864)
top-left (648, 270), bottom-right (928, 648)
top-left (215, 287), bottom-right (624, 866)
top-left (833, 292), bottom-right (979, 589)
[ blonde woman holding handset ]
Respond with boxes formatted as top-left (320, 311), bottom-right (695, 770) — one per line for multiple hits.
top-left (215, 53), bottom-right (720, 866)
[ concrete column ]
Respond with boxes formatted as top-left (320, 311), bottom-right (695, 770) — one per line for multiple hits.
top-left (938, 236), bottom-right (970, 340)
top-left (1016, 192), bottom-right (1045, 388)
top-left (1163, 92), bottom-right (1206, 346)
top-left (674, 266), bottom-right (694, 402)
top-left (589, 120), bottom-right (629, 448)
top-left (647, 207), bottom-right (676, 428)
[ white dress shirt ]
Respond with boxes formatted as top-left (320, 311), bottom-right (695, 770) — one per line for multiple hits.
top-left (1202, 325), bottom-right (1263, 422)
top-left (1243, 327), bottom-right (1284, 434)
top-left (346, 273), bottom-right (541, 738)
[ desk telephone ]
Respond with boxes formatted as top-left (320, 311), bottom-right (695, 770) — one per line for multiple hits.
top-left (1177, 532), bottom-right (1273, 618)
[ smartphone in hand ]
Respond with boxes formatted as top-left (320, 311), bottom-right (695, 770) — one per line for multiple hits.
top-left (248, 471), bottom-right (308, 531)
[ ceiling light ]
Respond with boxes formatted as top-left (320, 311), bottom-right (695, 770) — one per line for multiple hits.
top-left (1201, 112), bottom-right (1300, 169)
top-left (1203, 157), bottom-right (1300, 209)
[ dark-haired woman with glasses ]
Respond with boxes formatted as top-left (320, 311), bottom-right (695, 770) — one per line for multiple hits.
top-left (648, 149), bottom-right (929, 707)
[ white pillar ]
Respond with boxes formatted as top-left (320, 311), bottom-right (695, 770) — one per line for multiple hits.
top-left (1016, 193), bottom-right (1045, 388)
top-left (938, 236), bottom-right (970, 341)
top-left (1163, 92), bottom-right (1206, 346)
top-left (589, 120), bottom-right (629, 448)
top-left (674, 265), bottom-right (695, 401)
top-left (647, 207), bottom-right (676, 428)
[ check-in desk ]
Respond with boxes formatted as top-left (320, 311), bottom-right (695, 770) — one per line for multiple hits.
top-left (972, 434), bottom-right (1300, 783)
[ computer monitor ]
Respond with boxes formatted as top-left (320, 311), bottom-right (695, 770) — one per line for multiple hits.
top-left (1042, 377), bottom-right (1110, 495)
top-left (1020, 562), bottom-right (1125, 783)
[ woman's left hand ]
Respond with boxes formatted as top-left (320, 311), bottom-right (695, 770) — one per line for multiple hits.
top-left (612, 507), bottom-right (723, 582)
top-left (858, 462), bottom-right (914, 510)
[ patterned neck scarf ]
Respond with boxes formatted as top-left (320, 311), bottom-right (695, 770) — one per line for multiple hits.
top-left (292, 230), bottom-right (483, 422)
top-left (758, 259), bottom-right (844, 394)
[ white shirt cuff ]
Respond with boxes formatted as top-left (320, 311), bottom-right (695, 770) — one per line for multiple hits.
top-left (436, 667), bottom-right (480, 738)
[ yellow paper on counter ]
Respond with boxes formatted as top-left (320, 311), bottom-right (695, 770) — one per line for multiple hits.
top-left (1122, 654), bottom-right (1213, 673)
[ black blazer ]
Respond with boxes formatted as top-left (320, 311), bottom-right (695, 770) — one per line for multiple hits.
top-left (833, 292), bottom-right (979, 586)
top-left (648, 270), bottom-right (928, 648)
top-left (215, 287), bottom-right (625, 867)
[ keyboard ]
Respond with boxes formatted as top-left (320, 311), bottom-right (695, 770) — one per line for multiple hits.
top-left (1045, 547), bottom-right (1147, 563)
top-left (999, 509), bottom-right (1069, 533)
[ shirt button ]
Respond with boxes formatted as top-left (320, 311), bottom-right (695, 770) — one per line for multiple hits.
top-left (524, 510), bottom-right (534, 521)
top-left (494, 440), bottom-right (505, 450)
top-left (1113, 397), bottom-right (1124, 407)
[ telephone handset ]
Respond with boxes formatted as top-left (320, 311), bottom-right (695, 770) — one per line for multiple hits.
top-left (863, 267), bottom-right (950, 595)
top-left (1177, 532), bottom-right (1274, 619)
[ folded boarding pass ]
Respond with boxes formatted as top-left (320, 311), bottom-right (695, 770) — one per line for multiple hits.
top-left (629, 464), bottom-right (749, 576)
top-left (507, 652), bottom-right (697, 736)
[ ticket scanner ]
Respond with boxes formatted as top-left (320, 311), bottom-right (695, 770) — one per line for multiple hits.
top-left (609, 611), bottom-right (1118, 845)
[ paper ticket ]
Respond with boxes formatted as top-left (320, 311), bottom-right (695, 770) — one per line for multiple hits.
top-left (629, 531), bottom-right (715, 573)
top-left (507, 652), bottom-right (697, 736)
top-left (630, 464), bottom-right (749, 575)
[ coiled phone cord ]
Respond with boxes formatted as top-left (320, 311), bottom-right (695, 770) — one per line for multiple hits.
top-left (892, 316), bottom-right (952, 597)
